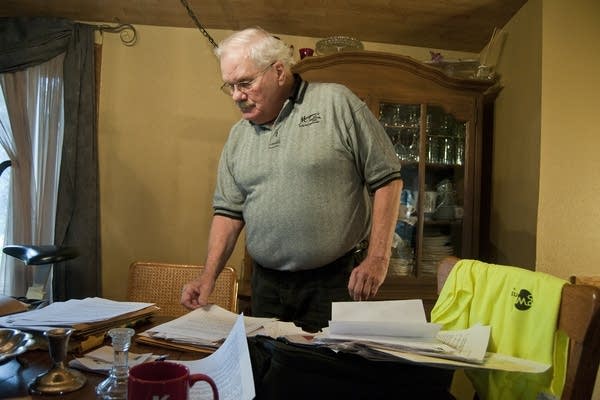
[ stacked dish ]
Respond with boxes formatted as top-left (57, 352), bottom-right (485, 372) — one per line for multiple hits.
top-left (0, 328), bottom-right (35, 363)
top-left (421, 234), bottom-right (454, 277)
top-left (315, 36), bottom-right (364, 55)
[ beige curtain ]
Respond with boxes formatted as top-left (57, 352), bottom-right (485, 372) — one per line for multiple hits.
top-left (0, 53), bottom-right (65, 297)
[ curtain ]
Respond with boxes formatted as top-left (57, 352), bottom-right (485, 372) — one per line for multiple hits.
top-left (0, 17), bottom-right (100, 300)
top-left (0, 54), bottom-right (65, 297)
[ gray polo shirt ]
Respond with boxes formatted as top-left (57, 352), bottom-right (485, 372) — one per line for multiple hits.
top-left (213, 78), bottom-right (402, 271)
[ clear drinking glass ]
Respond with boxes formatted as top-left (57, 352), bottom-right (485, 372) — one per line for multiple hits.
top-left (95, 327), bottom-right (135, 400)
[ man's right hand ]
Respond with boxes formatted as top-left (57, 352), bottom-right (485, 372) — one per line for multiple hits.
top-left (180, 274), bottom-right (215, 310)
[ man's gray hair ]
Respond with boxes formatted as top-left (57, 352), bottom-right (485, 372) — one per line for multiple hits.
top-left (215, 27), bottom-right (296, 70)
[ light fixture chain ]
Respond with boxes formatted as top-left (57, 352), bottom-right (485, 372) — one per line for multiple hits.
top-left (179, 0), bottom-right (219, 49)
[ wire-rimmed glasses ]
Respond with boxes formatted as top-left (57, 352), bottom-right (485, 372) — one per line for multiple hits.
top-left (220, 62), bottom-right (275, 96)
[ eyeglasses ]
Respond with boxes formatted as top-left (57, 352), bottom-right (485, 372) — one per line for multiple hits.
top-left (220, 62), bottom-right (275, 96)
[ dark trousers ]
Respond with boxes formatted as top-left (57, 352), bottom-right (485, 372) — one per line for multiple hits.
top-left (251, 251), bottom-right (363, 332)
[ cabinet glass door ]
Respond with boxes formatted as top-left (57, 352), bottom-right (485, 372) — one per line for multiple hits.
top-left (379, 103), bottom-right (465, 278)
top-left (378, 103), bottom-right (419, 278)
top-left (421, 106), bottom-right (465, 278)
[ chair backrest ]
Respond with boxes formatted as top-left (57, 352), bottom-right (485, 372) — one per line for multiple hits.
top-left (569, 274), bottom-right (600, 287)
top-left (565, 274), bottom-right (600, 399)
top-left (437, 257), bottom-right (600, 400)
top-left (127, 261), bottom-right (239, 317)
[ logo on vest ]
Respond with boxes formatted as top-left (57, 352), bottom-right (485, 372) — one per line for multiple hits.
top-left (512, 288), bottom-right (533, 310)
top-left (299, 112), bottom-right (321, 127)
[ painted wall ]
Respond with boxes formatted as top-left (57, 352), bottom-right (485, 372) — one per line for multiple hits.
top-left (493, 0), bottom-right (600, 397)
top-left (97, 26), bottom-right (475, 301)
top-left (537, 0), bottom-right (600, 277)
top-left (491, 0), bottom-right (600, 279)
top-left (488, 0), bottom-right (541, 268)
top-left (538, 1), bottom-right (600, 396)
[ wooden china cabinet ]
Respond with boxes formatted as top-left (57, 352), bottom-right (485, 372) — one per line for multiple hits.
top-left (239, 51), bottom-right (499, 318)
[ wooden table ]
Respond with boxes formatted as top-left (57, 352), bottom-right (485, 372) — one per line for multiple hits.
top-left (1, 317), bottom-right (455, 399)
top-left (0, 318), bottom-right (203, 399)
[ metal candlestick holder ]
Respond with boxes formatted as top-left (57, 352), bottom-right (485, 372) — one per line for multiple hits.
top-left (29, 327), bottom-right (86, 395)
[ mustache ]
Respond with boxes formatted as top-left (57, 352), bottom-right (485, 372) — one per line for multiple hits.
top-left (236, 101), bottom-right (253, 110)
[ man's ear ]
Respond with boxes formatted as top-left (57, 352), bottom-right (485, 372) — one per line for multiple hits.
top-left (273, 61), bottom-right (287, 85)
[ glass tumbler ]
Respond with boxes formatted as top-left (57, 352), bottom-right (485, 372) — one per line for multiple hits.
top-left (95, 327), bottom-right (135, 400)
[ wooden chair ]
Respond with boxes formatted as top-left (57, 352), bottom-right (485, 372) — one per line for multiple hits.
top-left (127, 261), bottom-right (239, 317)
top-left (569, 274), bottom-right (600, 287)
top-left (437, 257), bottom-right (600, 400)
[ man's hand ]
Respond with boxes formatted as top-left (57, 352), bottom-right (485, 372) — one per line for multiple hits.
top-left (180, 274), bottom-right (216, 310)
top-left (347, 255), bottom-right (389, 301)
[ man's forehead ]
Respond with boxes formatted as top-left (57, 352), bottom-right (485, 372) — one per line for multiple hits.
top-left (221, 53), bottom-right (255, 76)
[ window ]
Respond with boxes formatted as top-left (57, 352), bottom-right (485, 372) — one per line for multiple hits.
top-left (0, 92), bottom-right (11, 291)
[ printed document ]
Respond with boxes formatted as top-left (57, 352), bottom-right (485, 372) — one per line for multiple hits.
top-left (0, 297), bottom-right (156, 331)
top-left (140, 304), bottom-right (276, 347)
top-left (177, 314), bottom-right (255, 400)
top-left (313, 299), bottom-right (549, 372)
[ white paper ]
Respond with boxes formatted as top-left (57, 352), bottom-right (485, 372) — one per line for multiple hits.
top-left (176, 314), bottom-right (255, 400)
top-left (332, 299), bottom-right (427, 322)
top-left (328, 299), bottom-right (439, 337)
top-left (435, 324), bottom-right (489, 362)
top-left (68, 346), bottom-right (158, 373)
top-left (255, 320), bottom-right (310, 338)
top-left (317, 300), bottom-right (490, 364)
top-left (328, 320), bottom-right (441, 338)
top-left (372, 348), bottom-right (550, 373)
top-left (319, 331), bottom-right (454, 353)
top-left (0, 297), bottom-right (155, 330)
top-left (140, 304), bottom-right (275, 347)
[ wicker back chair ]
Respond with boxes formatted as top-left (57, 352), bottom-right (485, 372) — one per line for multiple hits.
top-left (127, 261), bottom-right (238, 317)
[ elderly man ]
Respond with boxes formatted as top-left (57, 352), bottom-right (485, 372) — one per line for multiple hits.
top-left (181, 27), bottom-right (402, 332)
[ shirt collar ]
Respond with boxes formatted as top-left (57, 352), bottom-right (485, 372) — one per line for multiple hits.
top-left (250, 74), bottom-right (307, 132)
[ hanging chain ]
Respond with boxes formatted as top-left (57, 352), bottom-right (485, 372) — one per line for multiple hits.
top-left (179, 0), bottom-right (219, 49)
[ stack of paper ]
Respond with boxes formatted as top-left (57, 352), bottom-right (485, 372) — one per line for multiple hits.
top-left (0, 297), bottom-right (158, 331)
top-left (137, 304), bottom-right (277, 352)
top-left (315, 299), bottom-right (489, 364)
top-left (308, 299), bottom-right (550, 373)
top-left (0, 297), bottom-right (159, 352)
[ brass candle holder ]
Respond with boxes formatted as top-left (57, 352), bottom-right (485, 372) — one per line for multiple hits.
top-left (29, 327), bottom-right (86, 395)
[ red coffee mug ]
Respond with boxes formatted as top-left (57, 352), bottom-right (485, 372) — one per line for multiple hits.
top-left (128, 361), bottom-right (219, 400)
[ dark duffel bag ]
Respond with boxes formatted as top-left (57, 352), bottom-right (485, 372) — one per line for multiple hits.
top-left (248, 335), bottom-right (455, 400)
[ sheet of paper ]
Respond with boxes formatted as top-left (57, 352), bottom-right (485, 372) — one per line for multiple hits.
top-left (254, 320), bottom-right (310, 338)
top-left (328, 299), bottom-right (438, 337)
top-left (141, 304), bottom-right (275, 346)
top-left (68, 346), bottom-right (158, 373)
top-left (372, 348), bottom-right (550, 373)
top-left (328, 320), bottom-right (441, 338)
top-left (435, 324), bottom-right (489, 362)
top-left (331, 299), bottom-right (427, 322)
top-left (315, 300), bottom-right (491, 364)
top-left (177, 314), bottom-right (255, 400)
top-left (318, 332), bottom-right (453, 353)
top-left (0, 297), bottom-right (155, 328)
top-left (319, 323), bottom-right (490, 364)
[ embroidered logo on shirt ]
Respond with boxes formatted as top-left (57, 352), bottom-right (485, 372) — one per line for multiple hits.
top-left (512, 288), bottom-right (533, 310)
top-left (299, 112), bottom-right (321, 127)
